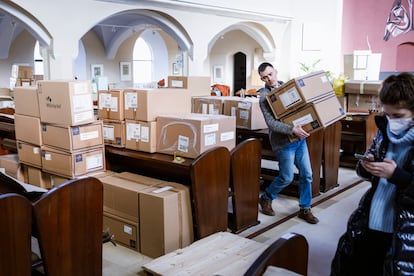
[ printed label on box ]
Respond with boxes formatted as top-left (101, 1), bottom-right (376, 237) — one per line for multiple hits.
top-left (124, 92), bottom-right (138, 109)
top-left (99, 93), bottom-right (112, 109)
top-left (292, 114), bottom-right (314, 126)
top-left (73, 94), bottom-right (93, 112)
top-left (110, 97), bottom-right (118, 112)
top-left (86, 154), bottom-right (103, 170)
top-left (126, 123), bottom-right (140, 140)
top-left (280, 87), bottom-right (301, 109)
top-left (74, 110), bottom-right (94, 124)
top-left (204, 133), bottom-right (216, 146)
top-left (141, 126), bottom-right (149, 142)
top-left (221, 131), bottom-right (235, 141)
top-left (240, 110), bottom-right (249, 120)
top-left (73, 82), bottom-right (89, 95)
top-left (124, 225), bottom-right (132, 235)
top-left (103, 125), bottom-right (115, 140)
top-left (204, 123), bottom-right (219, 133)
top-left (178, 135), bottom-right (189, 152)
top-left (80, 131), bottom-right (99, 141)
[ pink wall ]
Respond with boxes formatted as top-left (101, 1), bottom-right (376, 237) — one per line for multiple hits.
top-left (342, 0), bottom-right (414, 72)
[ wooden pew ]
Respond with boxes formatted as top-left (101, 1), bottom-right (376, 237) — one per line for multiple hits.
top-left (228, 138), bottom-right (261, 233)
top-left (0, 193), bottom-right (32, 276)
top-left (32, 177), bottom-right (103, 276)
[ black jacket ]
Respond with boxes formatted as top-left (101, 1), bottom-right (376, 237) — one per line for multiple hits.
top-left (331, 115), bottom-right (414, 276)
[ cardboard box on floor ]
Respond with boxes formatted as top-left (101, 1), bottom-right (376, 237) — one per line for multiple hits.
top-left (266, 70), bottom-right (333, 118)
top-left (41, 121), bottom-right (104, 151)
top-left (222, 96), bottom-right (267, 130)
top-left (14, 113), bottom-right (42, 145)
top-left (281, 92), bottom-right (346, 141)
top-left (103, 212), bottom-right (140, 251)
top-left (24, 165), bottom-right (69, 189)
top-left (125, 120), bottom-right (157, 153)
top-left (37, 80), bottom-right (94, 126)
top-left (123, 88), bottom-right (191, 121)
top-left (41, 145), bottom-right (105, 178)
top-left (139, 181), bottom-right (194, 258)
top-left (156, 113), bottom-right (236, 159)
top-left (13, 86), bottom-right (40, 117)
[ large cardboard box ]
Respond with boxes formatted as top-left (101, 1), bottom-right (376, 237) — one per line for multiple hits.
top-left (168, 76), bottom-right (187, 88)
top-left (222, 96), bottom-right (267, 130)
top-left (347, 94), bottom-right (382, 113)
top-left (101, 174), bottom-right (155, 222)
top-left (103, 119), bottom-right (125, 147)
top-left (11, 65), bottom-right (33, 79)
top-left (103, 213), bottom-right (139, 251)
top-left (16, 141), bottom-right (42, 168)
top-left (156, 113), bottom-right (236, 158)
top-left (13, 86), bottom-right (40, 117)
top-left (281, 93), bottom-right (346, 140)
top-left (37, 80), bottom-right (94, 126)
top-left (97, 89), bottom-right (125, 120)
top-left (125, 120), bottom-right (157, 153)
top-left (139, 182), bottom-right (194, 258)
top-left (41, 145), bottom-right (105, 178)
top-left (191, 96), bottom-right (224, 115)
top-left (123, 89), bottom-right (191, 121)
top-left (14, 114), bottom-right (42, 145)
top-left (41, 121), bottom-right (104, 151)
top-left (344, 80), bottom-right (382, 95)
top-left (25, 165), bottom-right (69, 189)
top-left (266, 70), bottom-right (333, 118)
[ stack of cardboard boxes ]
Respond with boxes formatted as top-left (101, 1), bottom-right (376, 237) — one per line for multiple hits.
top-left (266, 71), bottom-right (346, 140)
top-left (13, 80), bottom-right (106, 188)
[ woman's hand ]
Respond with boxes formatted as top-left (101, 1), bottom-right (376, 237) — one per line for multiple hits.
top-left (361, 158), bottom-right (397, 179)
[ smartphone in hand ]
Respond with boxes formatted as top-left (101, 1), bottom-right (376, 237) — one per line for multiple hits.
top-left (354, 153), bottom-right (373, 162)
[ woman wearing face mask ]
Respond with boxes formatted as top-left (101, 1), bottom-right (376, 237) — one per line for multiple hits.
top-left (331, 72), bottom-right (414, 276)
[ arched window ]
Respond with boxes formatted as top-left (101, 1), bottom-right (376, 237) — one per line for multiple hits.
top-left (133, 37), bottom-right (153, 84)
top-left (34, 41), bottom-right (44, 76)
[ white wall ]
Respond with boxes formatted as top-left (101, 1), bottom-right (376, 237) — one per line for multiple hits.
top-left (4, 0), bottom-right (343, 91)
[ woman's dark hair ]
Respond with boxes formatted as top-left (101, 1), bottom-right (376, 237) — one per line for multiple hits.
top-left (380, 72), bottom-right (414, 111)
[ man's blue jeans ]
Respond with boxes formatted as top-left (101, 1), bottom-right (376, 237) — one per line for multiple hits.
top-left (261, 139), bottom-right (313, 209)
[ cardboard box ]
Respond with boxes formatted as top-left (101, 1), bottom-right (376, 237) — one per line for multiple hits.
top-left (123, 88), bottom-right (191, 121)
top-left (41, 121), bottom-right (104, 151)
top-left (101, 174), bottom-right (155, 222)
top-left (0, 154), bottom-right (25, 181)
top-left (97, 89), bottom-right (125, 120)
top-left (16, 141), bottom-right (42, 168)
top-left (25, 165), bottom-right (69, 189)
top-left (266, 70), bottom-right (333, 118)
top-left (13, 86), bottom-right (40, 117)
top-left (347, 94), bottom-right (381, 114)
top-left (168, 76), bottom-right (187, 88)
top-left (14, 114), bottom-right (42, 145)
top-left (344, 80), bottom-right (382, 95)
top-left (192, 96), bottom-right (224, 115)
top-left (37, 80), bottom-right (94, 126)
top-left (186, 76), bottom-right (212, 96)
top-left (125, 120), bottom-right (157, 153)
top-left (41, 145), bottom-right (105, 178)
top-left (103, 213), bottom-right (139, 251)
top-left (103, 119), bottom-right (125, 148)
top-left (16, 65), bottom-right (33, 79)
top-left (156, 113), bottom-right (236, 158)
top-left (222, 96), bottom-right (267, 130)
top-left (281, 93), bottom-right (346, 140)
top-left (139, 182), bottom-right (193, 258)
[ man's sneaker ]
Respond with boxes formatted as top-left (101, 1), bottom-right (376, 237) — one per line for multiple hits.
top-left (298, 208), bottom-right (319, 224)
top-left (259, 196), bottom-right (275, 216)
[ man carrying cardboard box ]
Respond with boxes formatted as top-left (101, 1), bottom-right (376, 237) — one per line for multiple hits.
top-left (257, 62), bottom-right (319, 224)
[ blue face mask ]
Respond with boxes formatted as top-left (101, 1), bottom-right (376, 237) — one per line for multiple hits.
top-left (387, 116), bottom-right (414, 135)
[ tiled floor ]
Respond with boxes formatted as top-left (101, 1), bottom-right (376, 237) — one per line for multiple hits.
top-left (101, 167), bottom-right (367, 276)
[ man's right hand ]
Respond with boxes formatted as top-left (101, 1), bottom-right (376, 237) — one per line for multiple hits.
top-left (292, 125), bottom-right (310, 139)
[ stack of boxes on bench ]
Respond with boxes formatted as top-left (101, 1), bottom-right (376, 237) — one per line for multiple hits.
top-left (343, 80), bottom-right (382, 113)
top-left (13, 80), bottom-right (105, 188)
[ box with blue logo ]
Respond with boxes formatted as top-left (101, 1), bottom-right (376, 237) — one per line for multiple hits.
top-left (266, 70), bottom-right (334, 118)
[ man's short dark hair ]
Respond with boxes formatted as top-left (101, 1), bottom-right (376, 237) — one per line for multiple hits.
top-left (380, 72), bottom-right (414, 111)
top-left (258, 62), bottom-right (273, 73)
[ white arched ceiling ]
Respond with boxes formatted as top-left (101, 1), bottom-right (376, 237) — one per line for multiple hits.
top-left (208, 22), bottom-right (275, 56)
top-left (92, 9), bottom-right (193, 60)
top-left (0, 2), bottom-right (51, 59)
